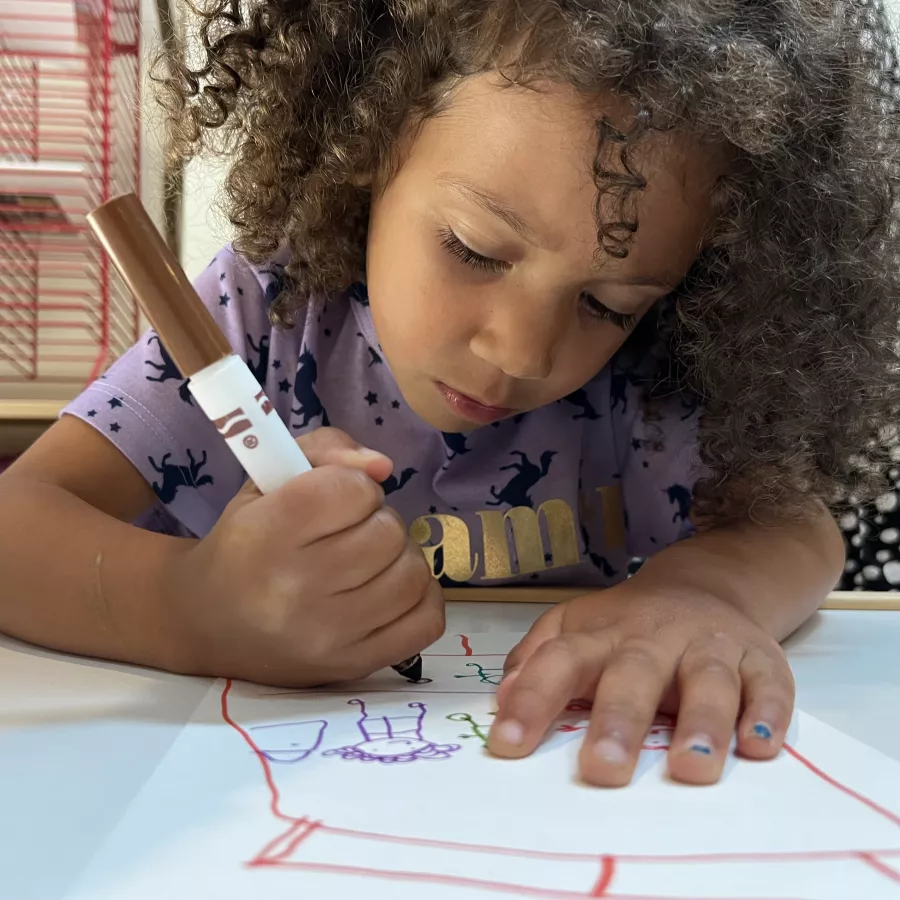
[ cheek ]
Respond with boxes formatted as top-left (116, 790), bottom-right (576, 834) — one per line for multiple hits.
top-left (553, 323), bottom-right (627, 391)
top-left (367, 245), bottom-right (473, 370)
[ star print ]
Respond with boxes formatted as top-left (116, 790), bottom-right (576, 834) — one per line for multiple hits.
top-left (109, 422), bottom-right (121, 433)
top-left (324, 328), bottom-right (332, 337)
top-left (272, 359), bottom-right (281, 370)
top-left (108, 397), bottom-right (123, 409)
top-left (219, 293), bottom-right (230, 306)
top-left (375, 416), bottom-right (384, 426)
top-left (429, 505), bottom-right (437, 514)
top-left (237, 286), bottom-right (244, 296)
top-left (86, 409), bottom-right (97, 418)
top-left (365, 391), bottom-right (378, 405)
top-left (391, 400), bottom-right (400, 409)
top-left (279, 379), bottom-right (291, 393)
top-left (642, 461), bottom-right (649, 469)
top-left (219, 272), bottom-right (226, 281)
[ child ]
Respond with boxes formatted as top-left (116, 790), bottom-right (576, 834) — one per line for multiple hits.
top-left (1, 0), bottom-right (898, 789)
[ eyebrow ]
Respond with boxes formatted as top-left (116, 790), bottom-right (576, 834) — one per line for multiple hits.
top-left (602, 274), bottom-right (676, 291)
top-left (436, 174), bottom-right (543, 246)
top-left (436, 173), bottom-right (677, 292)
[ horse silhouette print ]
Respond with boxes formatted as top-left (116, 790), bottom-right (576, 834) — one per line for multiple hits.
top-left (292, 346), bottom-right (330, 428)
top-left (442, 432), bottom-right (471, 460)
top-left (665, 484), bottom-right (692, 523)
top-left (382, 467), bottom-right (417, 495)
top-left (487, 450), bottom-right (557, 508)
top-left (321, 699), bottom-right (461, 764)
top-left (246, 334), bottom-right (270, 385)
top-left (144, 335), bottom-right (193, 405)
top-left (562, 388), bottom-right (600, 420)
top-left (148, 450), bottom-right (213, 504)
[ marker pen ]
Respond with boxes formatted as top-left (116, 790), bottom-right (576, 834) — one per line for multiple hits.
top-left (87, 193), bottom-right (423, 684)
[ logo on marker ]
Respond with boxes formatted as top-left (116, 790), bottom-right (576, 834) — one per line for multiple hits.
top-left (212, 407), bottom-right (252, 440)
top-left (255, 389), bottom-right (273, 416)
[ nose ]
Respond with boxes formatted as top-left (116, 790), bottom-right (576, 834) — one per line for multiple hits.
top-left (468, 291), bottom-right (567, 381)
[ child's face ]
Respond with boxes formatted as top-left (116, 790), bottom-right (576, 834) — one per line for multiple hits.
top-left (366, 74), bottom-right (722, 432)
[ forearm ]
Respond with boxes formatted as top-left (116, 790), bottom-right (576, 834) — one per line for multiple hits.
top-left (0, 475), bottom-right (195, 669)
top-left (627, 506), bottom-right (845, 640)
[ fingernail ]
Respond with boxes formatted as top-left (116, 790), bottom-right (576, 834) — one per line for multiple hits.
top-left (593, 737), bottom-right (630, 765)
top-left (493, 719), bottom-right (525, 746)
top-left (358, 447), bottom-right (388, 459)
top-left (683, 735), bottom-right (713, 755)
top-left (750, 722), bottom-right (773, 741)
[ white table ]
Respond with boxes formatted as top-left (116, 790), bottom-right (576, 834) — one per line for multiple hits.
top-left (1, 604), bottom-right (899, 900)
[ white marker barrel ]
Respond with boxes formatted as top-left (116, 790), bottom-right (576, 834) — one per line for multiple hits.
top-left (188, 354), bottom-right (312, 495)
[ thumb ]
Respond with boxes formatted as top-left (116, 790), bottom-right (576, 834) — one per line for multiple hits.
top-left (296, 426), bottom-right (394, 481)
top-left (495, 604), bottom-right (565, 705)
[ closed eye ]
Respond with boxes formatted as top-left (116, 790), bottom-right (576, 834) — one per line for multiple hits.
top-left (439, 227), bottom-right (508, 275)
top-left (579, 292), bottom-right (637, 331)
top-left (440, 226), bottom-right (637, 331)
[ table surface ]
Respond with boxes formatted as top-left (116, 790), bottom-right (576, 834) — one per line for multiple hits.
top-left (1, 603), bottom-right (899, 900)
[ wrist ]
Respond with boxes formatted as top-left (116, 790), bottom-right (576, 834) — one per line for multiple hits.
top-left (117, 533), bottom-right (203, 674)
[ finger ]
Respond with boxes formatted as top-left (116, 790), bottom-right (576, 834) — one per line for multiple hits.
top-left (488, 633), bottom-right (608, 759)
top-left (495, 605), bottom-right (565, 705)
top-left (333, 538), bottom-right (438, 641)
top-left (296, 427), bottom-right (394, 482)
top-left (266, 465), bottom-right (386, 544)
top-left (667, 639), bottom-right (743, 785)
top-left (353, 576), bottom-right (446, 673)
top-left (578, 639), bottom-right (676, 787)
top-left (306, 505), bottom-right (409, 593)
top-left (735, 647), bottom-right (795, 760)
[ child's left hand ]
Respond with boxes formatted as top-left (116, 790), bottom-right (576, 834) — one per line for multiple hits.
top-left (487, 585), bottom-right (794, 786)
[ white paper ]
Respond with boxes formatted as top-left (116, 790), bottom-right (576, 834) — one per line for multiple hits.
top-left (65, 632), bottom-right (900, 899)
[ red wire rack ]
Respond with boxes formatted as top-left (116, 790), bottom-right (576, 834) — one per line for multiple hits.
top-left (0, 0), bottom-right (141, 388)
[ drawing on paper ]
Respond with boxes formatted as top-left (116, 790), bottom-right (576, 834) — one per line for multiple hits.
top-left (453, 662), bottom-right (504, 685)
top-left (447, 710), bottom-right (495, 745)
top-left (320, 698), bottom-right (461, 764)
top-left (248, 719), bottom-right (327, 763)
top-left (218, 633), bottom-right (900, 900)
top-left (72, 631), bottom-right (900, 900)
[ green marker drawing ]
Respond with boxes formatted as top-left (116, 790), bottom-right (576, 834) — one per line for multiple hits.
top-left (453, 662), bottom-right (504, 685)
top-left (447, 711), bottom-right (496, 745)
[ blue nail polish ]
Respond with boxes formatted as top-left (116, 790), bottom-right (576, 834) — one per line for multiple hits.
top-left (689, 743), bottom-right (712, 755)
top-left (752, 723), bottom-right (773, 740)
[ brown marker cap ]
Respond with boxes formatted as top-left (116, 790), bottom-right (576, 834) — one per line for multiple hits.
top-left (87, 193), bottom-right (231, 377)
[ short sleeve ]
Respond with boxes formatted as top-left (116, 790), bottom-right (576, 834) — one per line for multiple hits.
top-left (611, 366), bottom-right (705, 559)
top-left (60, 249), bottom-right (271, 538)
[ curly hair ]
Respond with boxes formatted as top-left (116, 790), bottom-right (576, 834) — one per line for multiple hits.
top-left (157, 0), bottom-right (900, 523)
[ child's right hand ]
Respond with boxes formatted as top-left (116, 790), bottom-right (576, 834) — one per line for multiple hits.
top-left (166, 427), bottom-right (444, 687)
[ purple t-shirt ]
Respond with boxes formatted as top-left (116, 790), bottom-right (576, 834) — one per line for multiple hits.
top-left (62, 247), bottom-right (702, 588)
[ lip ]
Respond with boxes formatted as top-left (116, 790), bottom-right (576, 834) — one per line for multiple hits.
top-left (437, 382), bottom-right (516, 425)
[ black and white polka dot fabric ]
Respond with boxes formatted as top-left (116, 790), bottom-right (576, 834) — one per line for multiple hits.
top-left (838, 467), bottom-right (900, 591)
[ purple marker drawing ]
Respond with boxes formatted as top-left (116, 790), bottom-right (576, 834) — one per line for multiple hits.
top-left (249, 719), bottom-right (328, 763)
top-left (323, 699), bottom-right (461, 764)
top-left (453, 662), bottom-right (504, 686)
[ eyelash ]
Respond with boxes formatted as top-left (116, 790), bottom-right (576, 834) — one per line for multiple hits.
top-left (438, 227), bottom-right (637, 331)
